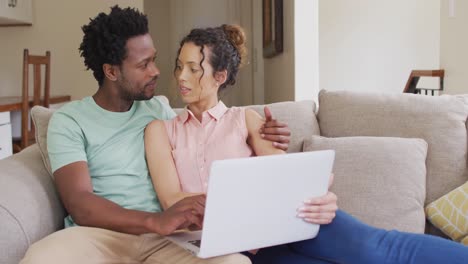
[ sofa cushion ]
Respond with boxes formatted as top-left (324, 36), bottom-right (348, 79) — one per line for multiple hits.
top-left (317, 90), bottom-right (468, 205)
top-left (0, 207), bottom-right (29, 263)
top-left (31, 105), bottom-right (54, 176)
top-left (425, 181), bottom-right (468, 244)
top-left (0, 145), bottom-right (66, 264)
top-left (303, 135), bottom-right (428, 233)
top-left (247, 100), bottom-right (319, 153)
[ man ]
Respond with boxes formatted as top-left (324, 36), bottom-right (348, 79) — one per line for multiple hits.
top-left (21, 6), bottom-right (290, 264)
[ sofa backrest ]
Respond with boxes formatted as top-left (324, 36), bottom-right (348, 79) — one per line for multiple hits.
top-left (317, 90), bottom-right (468, 205)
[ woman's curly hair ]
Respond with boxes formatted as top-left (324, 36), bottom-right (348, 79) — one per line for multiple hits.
top-left (175, 24), bottom-right (247, 91)
top-left (79, 5), bottom-right (148, 86)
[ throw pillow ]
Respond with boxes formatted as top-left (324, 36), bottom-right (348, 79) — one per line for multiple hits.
top-left (462, 236), bottom-right (468, 246)
top-left (31, 105), bottom-right (54, 176)
top-left (303, 135), bottom-right (428, 233)
top-left (425, 181), bottom-right (468, 243)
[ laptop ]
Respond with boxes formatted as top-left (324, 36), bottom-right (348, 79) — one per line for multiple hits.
top-left (166, 150), bottom-right (335, 258)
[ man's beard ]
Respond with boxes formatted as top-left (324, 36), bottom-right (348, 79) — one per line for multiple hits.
top-left (133, 91), bottom-right (153, 101)
top-left (117, 78), bottom-right (153, 101)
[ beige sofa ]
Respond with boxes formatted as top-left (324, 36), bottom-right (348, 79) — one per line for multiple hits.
top-left (1, 90), bottom-right (467, 264)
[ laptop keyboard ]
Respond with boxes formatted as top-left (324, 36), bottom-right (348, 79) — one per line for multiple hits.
top-left (188, 240), bottom-right (201, 248)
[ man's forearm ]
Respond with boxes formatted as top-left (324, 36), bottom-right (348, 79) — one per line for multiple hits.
top-left (68, 191), bottom-right (161, 235)
top-left (53, 161), bottom-right (164, 235)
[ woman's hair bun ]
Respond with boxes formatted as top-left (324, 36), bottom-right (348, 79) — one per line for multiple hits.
top-left (222, 24), bottom-right (247, 67)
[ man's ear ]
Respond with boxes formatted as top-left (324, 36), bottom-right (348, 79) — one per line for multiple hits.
top-left (214, 70), bottom-right (227, 86)
top-left (103, 63), bottom-right (119, 82)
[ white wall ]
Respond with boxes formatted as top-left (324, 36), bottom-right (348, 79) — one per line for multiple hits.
top-left (294, 0), bottom-right (319, 102)
top-left (440, 0), bottom-right (468, 94)
top-left (319, 0), bottom-right (440, 93)
top-left (0, 0), bottom-right (143, 100)
top-left (265, 0), bottom-right (441, 103)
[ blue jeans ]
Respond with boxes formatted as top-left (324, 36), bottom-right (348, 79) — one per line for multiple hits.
top-left (246, 210), bottom-right (468, 264)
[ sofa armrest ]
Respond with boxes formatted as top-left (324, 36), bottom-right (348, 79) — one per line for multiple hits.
top-left (0, 145), bottom-right (65, 264)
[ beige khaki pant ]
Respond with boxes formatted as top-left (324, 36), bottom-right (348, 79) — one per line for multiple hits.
top-left (20, 227), bottom-right (251, 264)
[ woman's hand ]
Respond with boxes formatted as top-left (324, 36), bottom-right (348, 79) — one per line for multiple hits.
top-left (297, 191), bottom-right (338, 224)
top-left (297, 173), bottom-right (338, 224)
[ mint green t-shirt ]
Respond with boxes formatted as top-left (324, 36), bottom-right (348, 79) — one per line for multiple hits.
top-left (47, 96), bottom-right (176, 227)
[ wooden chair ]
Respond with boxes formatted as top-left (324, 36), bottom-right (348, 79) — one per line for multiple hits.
top-left (12, 49), bottom-right (51, 152)
top-left (403, 69), bottom-right (444, 96)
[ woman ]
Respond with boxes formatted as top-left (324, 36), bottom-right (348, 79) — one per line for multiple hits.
top-left (145, 24), bottom-right (468, 264)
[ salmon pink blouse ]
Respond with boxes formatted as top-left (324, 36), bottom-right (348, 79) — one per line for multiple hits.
top-left (163, 101), bottom-right (253, 193)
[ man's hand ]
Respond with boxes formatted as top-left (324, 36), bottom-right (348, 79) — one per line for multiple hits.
top-left (147, 195), bottom-right (206, 236)
top-left (260, 106), bottom-right (291, 151)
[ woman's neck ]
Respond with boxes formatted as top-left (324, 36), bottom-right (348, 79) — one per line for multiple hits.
top-left (188, 98), bottom-right (219, 122)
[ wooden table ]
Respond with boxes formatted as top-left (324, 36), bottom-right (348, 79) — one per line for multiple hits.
top-left (0, 95), bottom-right (71, 112)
